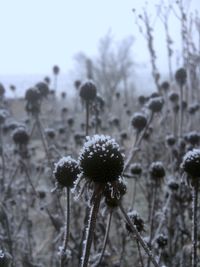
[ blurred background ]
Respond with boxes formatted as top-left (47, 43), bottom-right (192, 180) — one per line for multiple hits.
top-left (0, 0), bottom-right (199, 97)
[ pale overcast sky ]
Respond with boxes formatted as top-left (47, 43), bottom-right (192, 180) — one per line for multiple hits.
top-left (0, 0), bottom-right (199, 76)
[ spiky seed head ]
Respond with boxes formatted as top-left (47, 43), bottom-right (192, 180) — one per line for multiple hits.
top-left (35, 82), bottom-right (49, 98)
top-left (181, 149), bottom-right (200, 179)
top-left (54, 156), bottom-right (80, 188)
top-left (131, 112), bottom-right (147, 131)
top-left (79, 80), bottom-right (97, 102)
top-left (175, 68), bottom-right (187, 86)
top-left (12, 126), bottom-right (29, 146)
top-left (149, 161), bottom-right (165, 181)
top-left (79, 135), bottom-right (124, 183)
top-left (53, 65), bottom-right (60, 75)
top-left (147, 97), bottom-right (164, 113)
top-left (130, 163), bottom-right (142, 176)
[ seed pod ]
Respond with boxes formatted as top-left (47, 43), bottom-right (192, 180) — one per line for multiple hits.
top-left (147, 97), bottom-right (164, 113)
top-left (104, 178), bottom-right (127, 207)
top-left (130, 163), bottom-right (142, 176)
top-left (166, 134), bottom-right (176, 146)
top-left (79, 80), bottom-right (97, 102)
top-left (175, 68), bottom-right (187, 86)
top-left (35, 81), bottom-right (49, 98)
top-left (169, 92), bottom-right (179, 102)
top-left (181, 149), bottom-right (200, 179)
top-left (149, 161), bottom-right (165, 182)
top-left (131, 112), bottom-right (147, 132)
top-left (53, 65), bottom-right (60, 75)
top-left (161, 81), bottom-right (170, 92)
top-left (79, 135), bottom-right (124, 183)
top-left (126, 210), bottom-right (145, 233)
top-left (12, 126), bottom-right (29, 146)
top-left (54, 156), bottom-right (80, 188)
top-left (156, 234), bottom-right (168, 249)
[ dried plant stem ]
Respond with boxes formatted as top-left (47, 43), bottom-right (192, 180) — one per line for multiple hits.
top-left (192, 179), bottom-right (199, 267)
top-left (131, 179), bottom-right (137, 209)
top-left (85, 101), bottom-right (90, 136)
top-left (0, 126), bottom-right (5, 192)
top-left (95, 210), bottom-right (113, 267)
top-left (179, 84), bottom-right (184, 137)
top-left (61, 187), bottom-right (70, 267)
top-left (124, 112), bottom-right (154, 172)
top-left (119, 203), bottom-right (159, 267)
top-left (147, 185), bottom-right (157, 267)
top-left (152, 193), bottom-right (171, 245)
top-left (81, 188), bottom-right (102, 267)
top-left (136, 239), bottom-right (144, 267)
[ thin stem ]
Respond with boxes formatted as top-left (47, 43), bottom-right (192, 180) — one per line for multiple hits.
top-left (179, 84), bottom-right (184, 137)
top-left (85, 101), bottom-right (89, 136)
top-left (192, 179), bottom-right (198, 267)
top-left (95, 211), bottom-right (113, 267)
top-left (136, 239), bottom-right (144, 267)
top-left (119, 202), bottom-right (160, 267)
top-left (0, 126), bottom-right (5, 192)
top-left (124, 112), bottom-right (154, 172)
top-left (81, 187), bottom-right (102, 267)
top-left (61, 187), bottom-right (70, 267)
top-left (131, 179), bottom-right (137, 209)
top-left (147, 185), bottom-right (157, 267)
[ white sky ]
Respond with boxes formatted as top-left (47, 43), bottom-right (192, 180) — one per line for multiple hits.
top-left (0, 0), bottom-right (199, 76)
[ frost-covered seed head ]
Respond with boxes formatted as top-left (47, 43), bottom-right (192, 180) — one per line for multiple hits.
top-left (79, 135), bottom-right (124, 183)
top-left (126, 210), bottom-right (145, 233)
top-left (149, 161), bottom-right (165, 180)
top-left (186, 131), bottom-right (199, 146)
top-left (169, 92), bottom-right (179, 102)
top-left (45, 128), bottom-right (56, 139)
top-left (131, 113), bottom-right (147, 131)
top-left (35, 81), bottom-right (49, 98)
top-left (54, 156), bottom-right (80, 188)
top-left (79, 80), bottom-right (97, 101)
top-left (166, 134), bottom-right (176, 147)
top-left (12, 126), bottom-right (29, 146)
top-left (168, 180), bottom-right (179, 191)
top-left (25, 87), bottom-right (41, 103)
top-left (181, 149), bottom-right (200, 178)
top-left (130, 163), bottom-right (142, 176)
top-left (156, 234), bottom-right (168, 249)
top-left (161, 81), bottom-right (170, 91)
top-left (147, 97), bottom-right (164, 113)
top-left (175, 68), bottom-right (187, 86)
top-left (104, 179), bottom-right (127, 208)
top-left (53, 65), bottom-right (60, 75)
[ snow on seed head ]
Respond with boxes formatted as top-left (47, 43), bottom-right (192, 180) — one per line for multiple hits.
top-left (79, 135), bottom-right (124, 183)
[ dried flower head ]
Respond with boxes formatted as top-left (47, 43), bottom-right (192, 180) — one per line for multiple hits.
top-left (175, 68), bottom-right (187, 86)
top-left (147, 97), bottom-right (164, 113)
top-left (181, 149), bottom-right (200, 178)
top-left (79, 80), bottom-right (97, 102)
top-left (149, 161), bottom-right (165, 181)
top-left (79, 135), bottom-right (124, 183)
top-left (54, 156), bottom-right (80, 188)
top-left (131, 112), bottom-right (147, 131)
top-left (12, 126), bottom-right (29, 146)
top-left (130, 163), bottom-right (142, 176)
